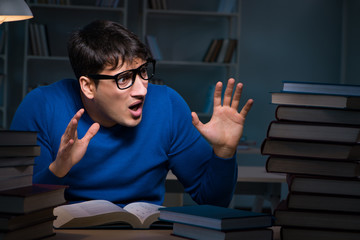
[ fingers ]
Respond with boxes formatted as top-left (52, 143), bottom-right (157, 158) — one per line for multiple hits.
top-left (63, 109), bottom-right (84, 142)
top-left (223, 78), bottom-right (235, 106)
top-left (191, 112), bottom-right (204, 131)
top-left (213, 81), bottom-right (223, 107)
top-left (240, 99), bottom-right (254, 118)
top-left (82, 123), bottom-right (100, 143)
top-left (231, 82), bottom-right (243, 110)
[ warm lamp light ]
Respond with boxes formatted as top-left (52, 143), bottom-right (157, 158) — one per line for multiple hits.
top-left (0, 0), bottom-right (33, 24)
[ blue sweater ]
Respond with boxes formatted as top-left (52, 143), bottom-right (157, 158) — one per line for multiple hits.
top-left (11, 79), bottom-right (237, 207)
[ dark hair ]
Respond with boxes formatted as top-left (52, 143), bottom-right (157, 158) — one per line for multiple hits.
top-left (67, 20), bottom-right (152, 81)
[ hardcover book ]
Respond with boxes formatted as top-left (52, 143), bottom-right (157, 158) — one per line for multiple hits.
top-left (287, 192), bottom-right (360, 213)
top-left (282, 81), bottom-right (360, 96)
top-left (274, 201), bottom-right (360, 231)
top-left (0, 184), bottom-right (67, 214)
top-left (0, 131), bottom-right (37, 146)
top-left (287, 175), bottom-right (360, 196)
top-left (159, 205), bottom-right (273, 231)
top-left (173, 222), bottom-right (273, 240)
top-left (265, 156), bottom-right (360, 178)
top-left (266, 121), bottom-right (360, 143)
top-left (271, 92), bottom-right (360, 109)
top-left (281, 227), bottom-right (360, 240)
top-left (261, 138), bottom-right (360, 160)
top-left (275, 105), bottom-right (360, 125)
top-left (0, 207), bottom-right (54, 231)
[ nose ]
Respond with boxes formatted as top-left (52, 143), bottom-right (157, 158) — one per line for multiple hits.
top-left (130, 74), bottom-right (148, 97)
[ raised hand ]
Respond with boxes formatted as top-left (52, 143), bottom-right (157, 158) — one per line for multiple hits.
top-left (49, 108), bottom-right (100, 177)
top-left (192, 78), bottom-right (253, 159)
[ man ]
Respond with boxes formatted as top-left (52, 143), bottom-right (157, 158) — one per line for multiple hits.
top-left (11, 20), bottom-right (253, 207)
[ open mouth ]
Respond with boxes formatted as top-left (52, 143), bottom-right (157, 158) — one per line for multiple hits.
top-left (129, 102), bottom-right (142, 111)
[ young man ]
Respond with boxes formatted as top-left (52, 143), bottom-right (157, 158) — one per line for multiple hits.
top-left (11, 20), bottom-right (253, 207)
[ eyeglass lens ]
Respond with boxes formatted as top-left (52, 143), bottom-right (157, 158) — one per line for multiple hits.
top-left (116, 61), bottom-right (155, 89)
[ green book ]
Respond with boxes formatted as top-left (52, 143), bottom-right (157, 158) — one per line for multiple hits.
top-left (159, 205), bottom-right (273, 231)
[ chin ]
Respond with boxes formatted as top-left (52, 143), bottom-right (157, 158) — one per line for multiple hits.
top-left (122, 117), bottom-right (143, 127)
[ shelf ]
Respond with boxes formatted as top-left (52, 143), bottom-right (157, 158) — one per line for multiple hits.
top-left (26, 56), bottom-right (69, 61)
top-left (157, 60), bottom-right (237, 67)
top-left (146, 9), bottom-right (239, 17)
top-left (29, 4), bottom-right (126, 12)
top-left (22, 1), bottom-right (128, 98)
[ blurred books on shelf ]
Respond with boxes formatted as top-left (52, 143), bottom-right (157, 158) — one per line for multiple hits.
top-left (145, 35), bottom-right (162, 61)
top-left (203, 38), bottom-right (237, 63)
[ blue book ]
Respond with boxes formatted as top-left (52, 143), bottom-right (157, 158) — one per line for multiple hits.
top-left (282, 81), bottom-right (360, 96)
top-left (159, 205), bottom-right (273, 231)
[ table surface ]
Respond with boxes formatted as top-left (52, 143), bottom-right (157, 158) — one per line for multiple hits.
top-left (167, 166), bottom-right (287, 183)
top-left (53, 227), bottom-right (281, 240)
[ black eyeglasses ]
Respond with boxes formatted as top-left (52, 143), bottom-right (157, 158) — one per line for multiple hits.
top-left (87, 59), bottom-right (156, 90)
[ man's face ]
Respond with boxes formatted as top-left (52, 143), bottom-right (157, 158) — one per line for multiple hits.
top-left (91, 58), bottom-right (148, 127)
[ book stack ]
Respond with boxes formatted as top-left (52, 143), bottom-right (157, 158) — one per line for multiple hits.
top-left (261, 81), bottom-right (360, 240)
top-left (0, 130), bottom-right (67, 240)
top-left (159, 204), bottom-right (274, 240)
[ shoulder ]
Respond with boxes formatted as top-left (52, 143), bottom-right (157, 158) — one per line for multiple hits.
top-left (147, 83), bottom-right (188, 109)
top-left (25, 79), bottom-right (81, 108)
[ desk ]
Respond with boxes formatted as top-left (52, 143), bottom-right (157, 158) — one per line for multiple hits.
top-left (165, 166), bottom-right (286, 212)
top-left (53, 227), bottom-right (281, 240)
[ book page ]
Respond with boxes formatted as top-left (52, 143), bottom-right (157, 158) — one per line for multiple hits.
top-left (53, 200), bottom-right (135, 228)
top-left (123, 202), bottom-right (163, 225)
top-left (61, 200), bottom-right (125, 217)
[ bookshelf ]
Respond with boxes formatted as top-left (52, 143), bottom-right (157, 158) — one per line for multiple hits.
top-left (22, 0), bottom-right (128, 98)
top-left (0, 23), bottom-right (8, 129)
top-left (141, 0), bottom-right (241, 120)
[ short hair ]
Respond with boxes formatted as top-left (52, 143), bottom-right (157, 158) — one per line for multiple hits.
top-left (67, 20), bottom-right (152, 81)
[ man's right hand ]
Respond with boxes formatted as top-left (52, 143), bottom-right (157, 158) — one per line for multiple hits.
top-left (49, 108), bottom-right (100, 178)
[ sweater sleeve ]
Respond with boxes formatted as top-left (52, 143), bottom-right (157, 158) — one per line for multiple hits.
top-left (166, 88), bottom-right (238, 207)
top-left (10, 88), bottom-right (66, 186)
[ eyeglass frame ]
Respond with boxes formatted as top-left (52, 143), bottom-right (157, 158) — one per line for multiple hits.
top-left (87, 59), bottom-right (156, 90)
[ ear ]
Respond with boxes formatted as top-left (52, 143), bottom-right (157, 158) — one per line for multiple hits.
top-left (79, 76), bottom-right (96, 99)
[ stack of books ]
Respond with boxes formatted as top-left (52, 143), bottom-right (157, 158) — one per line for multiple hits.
top-left (0, 130), bottom-right (67, 240)
top-left (159, 204), bottom-right (273, 240)
top-left (261, 81), bottom-right (360, 240)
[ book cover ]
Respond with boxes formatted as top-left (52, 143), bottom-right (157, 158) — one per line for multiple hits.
top-left (0, 184), bottom-right (67, 214)
top-left (265, 156), bottom-right (360, 178)
top-left (281, 227), bottom-right (360, 240)
top-left (53, 200), bottom-right (164, 229)
top-left (0, 145), bottom-right (40, 157)
top-left (0, 220), bottom-right (55, 240)
top-left (0, 165), bottom-right (33, 178)
top-left (275, 105), bottom-right (360, 125)
top-left (159, 205), bottom-right (273, 231)
top-left (266, 121), bottom-right (360, 143)
top-left (173, 222), bottom-right (273, 240)
top-left (0, 131), bottom-right (37, 146)
top-left (0, 157), bottom-right (35, 167)
top-left (288, 175), bottom-right (360, 196)
top-left (261, 138), bottom-right (360, 160)
top-left (0, 175), bottom-right (33, 192)
top-left (203, 39), bottom-right (218, 62)
top-left (282, 81), bottom-right (360, 96)
top-left (287, 192), bottom-right (360, 213)
top-left (271, 91), bottom-right (360, 109)
top-left (274, 200), bottom-right (360, 231)
top-left (0, 207), bottom-right (54, 231)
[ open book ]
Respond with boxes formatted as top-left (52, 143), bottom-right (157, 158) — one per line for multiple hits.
top-left (53, 200), bottom-right (164, 229)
